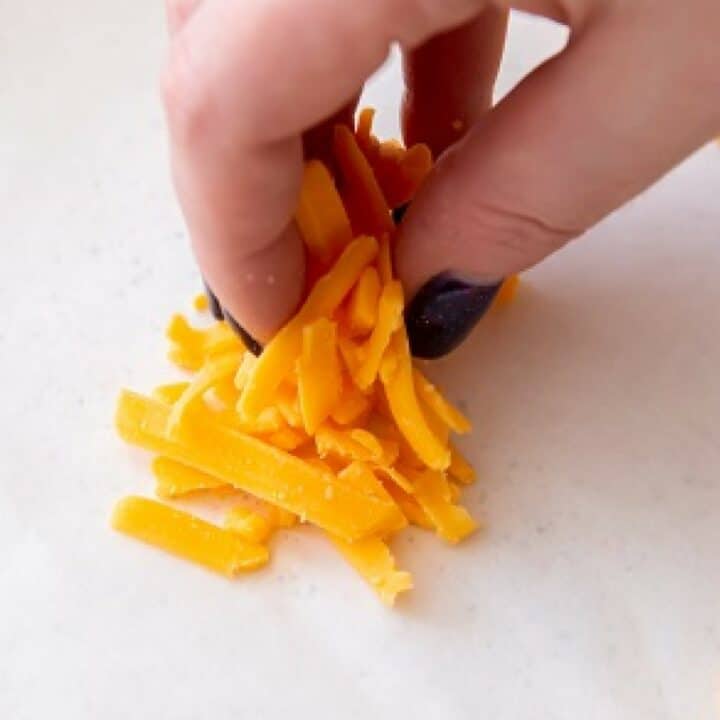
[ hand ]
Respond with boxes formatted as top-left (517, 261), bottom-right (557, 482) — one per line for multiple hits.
top-left (162, 0), bottom-right (720, 357)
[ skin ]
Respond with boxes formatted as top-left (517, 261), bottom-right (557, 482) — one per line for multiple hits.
top-left (162, 0), bottom-right (720, 342)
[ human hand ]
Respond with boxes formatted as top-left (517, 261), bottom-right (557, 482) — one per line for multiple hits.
top-left (162, 0), bottom-right (720, 357)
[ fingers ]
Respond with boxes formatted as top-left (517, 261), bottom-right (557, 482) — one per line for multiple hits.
top-left (162, 0), bottom-right (492, 342)
top-left (402, 7), bottom-right (509, 157)
top-left (399, 1), bottom-right (720, 356)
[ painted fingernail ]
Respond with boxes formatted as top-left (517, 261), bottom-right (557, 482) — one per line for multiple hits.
top-left (392, 203), bottom-right (409, 225)
top-left (405, 273), bottom-right (502, 359)
top-left (222, 311), bottom-right (263, 357)
top-left (203, 280), bottom-right (224, 321)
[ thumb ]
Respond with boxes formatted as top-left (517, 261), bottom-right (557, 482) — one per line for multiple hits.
top-left (399, 3), bottom-right (720, 358)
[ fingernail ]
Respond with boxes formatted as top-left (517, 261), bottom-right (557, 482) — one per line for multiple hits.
top-left (223, 311), bottom-right (263, 357)
top-left (405, 273), bottom-right (502, 359)
top-left (392, 203), bottom-right (409, 225)
top-left (203, 281), bottom-right (224, 321)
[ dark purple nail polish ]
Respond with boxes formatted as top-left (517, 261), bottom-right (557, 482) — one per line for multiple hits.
top-left (203, 280), bottom-right (224, 321)
top-left (392, 203), bottom-right (410, 225)
top-left (405, 273), bottom-right (502, 359)
top-left (223, 311), bottom-right (263, 357)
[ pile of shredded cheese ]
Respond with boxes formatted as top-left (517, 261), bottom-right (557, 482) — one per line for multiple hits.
top-left (112, 109), bottom-right (518, 605)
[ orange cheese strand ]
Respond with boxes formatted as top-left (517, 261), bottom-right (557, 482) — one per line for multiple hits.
top-left (333, 124), bottom-right (394, 238)
top-left (418, 391), bottom-right (451, 447)
top-left (205, 328), bottom-right (243, 358)
top-left (303, 232), bottom-right (378, 317)
top-left (234, 352), bottom-right (258, 391)
top-left (211, 376), bottom-right (239, 408)
top-left (265, 504), bottom-right (299, 528)
top-left (382, 480), bottom-right (433, 530)
top-left (238, 235), bottom-right (378, 419)
top-left (335, 463), bottom-right (406, 536)
top-left (266, 426), bottom-right (309, 452)
top-left (351, 429), bottom-right (400, 466)
top-left (235, 405), bottom-right (286, 435)
top-left (167, 315), bottom-right (241, 361)
top-left (224, 506), bottom-right (274, 544)
top-left (380, 330), bottom-right (451, 471)
top-left (410, 469), bottom-right (478, 544)
top-left (315, 426), bottom-right (399, 469)
top-left (152, 456), bottom-right (226, 498)
top-left (193, 293), bottom-right (209, 312)
top-left (370, 141), bottom-right (433, 208)
top-left (298, 318), bottom-right (342, 434)
top-left (111, 496), bottom-right (269, 577)
top-left (329, 535), bottom-right (413, 606)
top-left (355, 107), bottom-right (376, 151)
top-left (152, 382), bottom-right (190, 405)
top-left (116, 390), bottom-right (403, 542)
top-left (337, 333), bottom-right (365, 379)
top-left (377, 234), bottom-right (393, 284)
top-left (166, 313), bottom-right (204, 349)
top-left (347, 265), bottom-right (381, 337)
top-left (494, 275), bottom-right (520, 308)
top-left (227, 496), bottom-right (299, 529)
top-left (448, 444), bottom-right (476, 485)
top-left (295, 160), bottom-right (353, 266)
top-left (330, 377), bottom-right (371, 426)
top-left (353, 108), bottom-right (432, 209)
top-left (337, 462), bottom-right (392, 499)
top-left (373, 463), bottom-right (415, 495)
top-left (167, 350), bottom-right (244, 437)
top-left (275, 383), bottom-right (303, 428)
top-left (354, 280), bottom-right (404, 390)
top-left (412, 369), bottom-right (471, 435)
top-left (315, 425), bottom-right (383, 464)
top-left (167, 346), bottom-right (204, 372)
top-left (448, 481), bottom-right (462, 503)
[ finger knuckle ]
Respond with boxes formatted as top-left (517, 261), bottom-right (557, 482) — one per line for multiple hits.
top-left (465, 199), bottom-right (581, 269)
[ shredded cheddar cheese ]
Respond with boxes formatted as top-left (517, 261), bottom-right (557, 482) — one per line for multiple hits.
top-left (111, 496), bottom-right (269, 576)
top-left (329, 536), bottom-right (413, 606)
top-left (237, 235), bottom-right (378, 420)
top-left (116, 391), bottom-right (404, 542)
top-left (354, 280), bottom-right (404, 390)
top-left (295, 160), bottom-right (353, 266)
top-left (298, 318), bottom-right (342, 434)
top-left (347, 266), bottom-right (381, 337)
top-left (224, 505), bottom-right (274, 544)
top-left (112, 109), bottom-right (519, 605)
top-left (152, 456), bottom-right (226, 498)
top-left (193, 293), bottom-right (209, 312)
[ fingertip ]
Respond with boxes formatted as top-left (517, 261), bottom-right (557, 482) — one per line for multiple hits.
top-left (202, 279), bottom-right (224, 321)
top-left (222, 310), bottom-right (263, 356)
top-left (202, 278), bottom-right (263, 355)
top-left (198, 222), bottom-right (306, 346)
top-left (404, 273), bottom-right (502, 358)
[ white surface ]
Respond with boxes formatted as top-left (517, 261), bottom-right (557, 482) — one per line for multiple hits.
top-left (2, 5), bottom-right (719, 720)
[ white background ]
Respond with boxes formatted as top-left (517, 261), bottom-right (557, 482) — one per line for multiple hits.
top-left (2, 4), bottom-right (719, 719)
